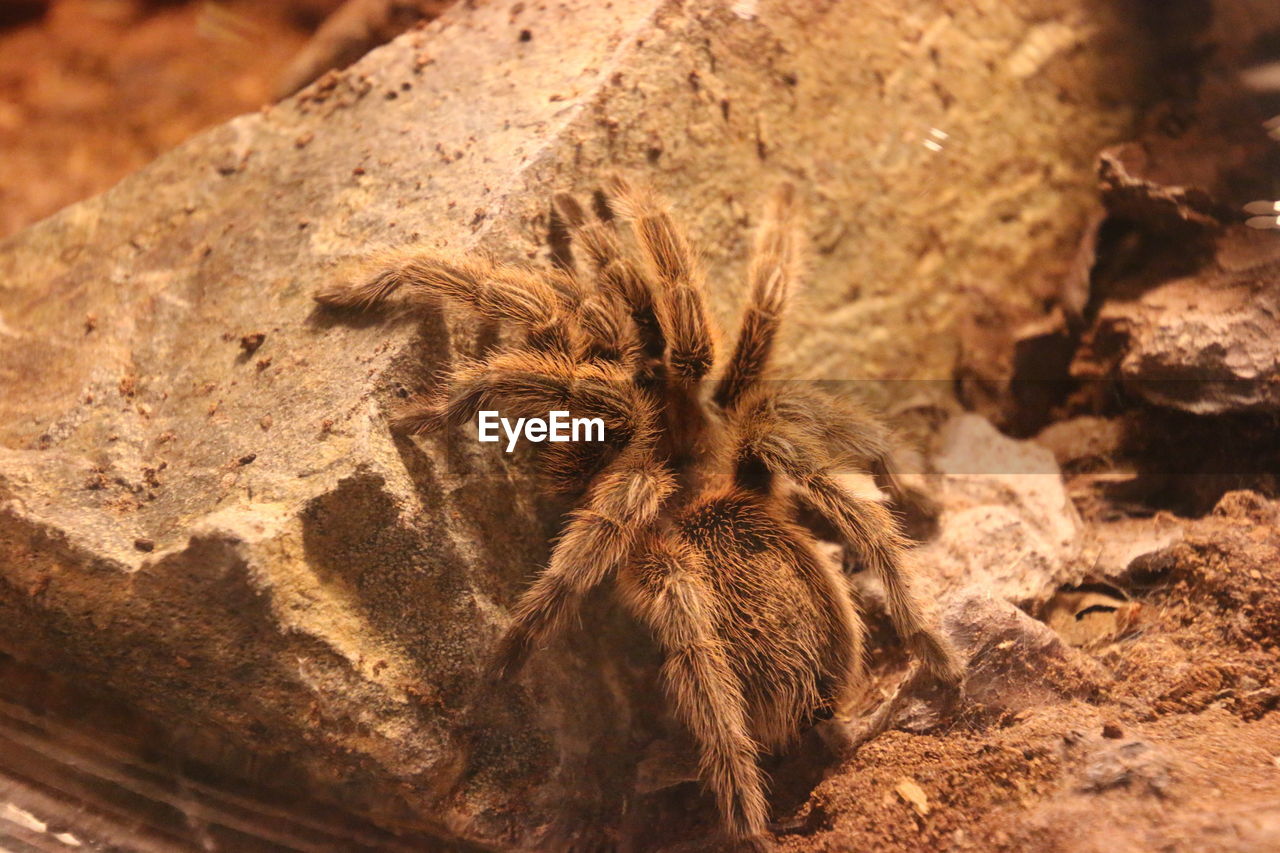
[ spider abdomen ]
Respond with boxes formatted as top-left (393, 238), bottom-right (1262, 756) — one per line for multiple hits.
top-left (676, 491), bottom-right (778, 557)
top-left (624, 489), bottom-right (865, 751)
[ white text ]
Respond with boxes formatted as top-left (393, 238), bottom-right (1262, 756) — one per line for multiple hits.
top-left (477, 410), bottom-right (605, 452)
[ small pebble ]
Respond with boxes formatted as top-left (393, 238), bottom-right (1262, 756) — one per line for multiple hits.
top-left (240, 332), bottom-right (266, 354)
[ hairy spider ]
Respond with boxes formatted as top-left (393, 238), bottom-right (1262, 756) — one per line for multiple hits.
top-left (316, 180), bottom-right (963, 848)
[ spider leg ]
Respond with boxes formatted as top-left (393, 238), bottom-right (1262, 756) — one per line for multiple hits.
top-left (554, 192), bottom-right (666, 361)
top-left (394, 349), bottom-right (649, 442)
top-left (731, 396), bottom-right (963, 685)
top-left (619, 535), bottom-right (770, 844)
top-left (714, 184), bottom-right (799, 410)
top-left (786, 390), bottom-right (941, 526)
top-left (607, 177), bottom-right (717, 382)
top-left (316, 253), bottom-right (582, 355)
top-left (739, 385), bottom-right (929, 518)
top-left (794, 478), bottom-right (961, 682)
top-left (489, 429), bottom-right (672, 679)
top-left (537, 438), bottom-right (617, 495)
top-left (575, 290), bottom-right (640, 366)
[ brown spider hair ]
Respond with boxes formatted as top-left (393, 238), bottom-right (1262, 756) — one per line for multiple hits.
top-left (316, 179), bottom-right (963, 847)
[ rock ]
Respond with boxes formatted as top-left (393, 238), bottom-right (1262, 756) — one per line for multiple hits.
top-left (275, 0), bottom-right (453, 98)
top-left (893, 778), bottom-right (931, 817)
top-left (1212, 488), bottom-right (1280, 524)
top-left (1074, 739), bottom-right (1172, 798)
top-left (1080, 229), bottom-right (1280, 414)
top-left (1070, 58), bottom-right (1280, 417)
top-left (944, 589), bottom-right (1106, 712)
top-left (883, 587), bottom-right (1107, 735)
top-left (0, 0), bottom-right (1150, 846)
top-left (1035, 415), bottom-right (1127, 472)
top-left (1097, 145), bottom-right (1224, 229)
top-left (918, 415), bottom-right (1083, 605)
top-left (956, 302), bottom-right (1078, 437)
top-left (1085, 514), bottom-right (1183, 582)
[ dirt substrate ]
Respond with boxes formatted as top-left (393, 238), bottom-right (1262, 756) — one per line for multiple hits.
top-left (786, 491), bottom-right (1280, 852)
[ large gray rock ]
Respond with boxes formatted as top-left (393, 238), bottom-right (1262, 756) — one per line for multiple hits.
top-left (0, 0), bottom-right (1147, 847)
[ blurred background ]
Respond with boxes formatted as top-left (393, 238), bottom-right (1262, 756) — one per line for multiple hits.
top-left (0, 0), bottom-right (451, 238)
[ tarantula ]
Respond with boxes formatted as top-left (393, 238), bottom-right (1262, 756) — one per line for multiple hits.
top-left (316, 180), bottom-right (963, 847)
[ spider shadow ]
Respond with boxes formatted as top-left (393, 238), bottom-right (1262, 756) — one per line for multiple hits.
top-left (449, 582), bottom-right (675, 852)
top-left (383, 394), bottom-right (676, 846)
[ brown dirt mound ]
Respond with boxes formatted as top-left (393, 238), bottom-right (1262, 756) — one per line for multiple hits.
top-left (787, 490), bottom-right (1280, 851)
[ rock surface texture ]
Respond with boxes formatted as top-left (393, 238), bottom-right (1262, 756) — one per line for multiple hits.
top-left (0, 0), bottom-right (1152, 848)
top-left (920, 414), bottom-right (1084, 604)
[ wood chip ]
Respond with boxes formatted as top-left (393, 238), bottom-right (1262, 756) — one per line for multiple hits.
top-left (895, 777), bottom-right (930, 816)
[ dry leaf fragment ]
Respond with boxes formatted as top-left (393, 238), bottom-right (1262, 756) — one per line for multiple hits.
top-left (1045, 586), bottom-right (1141, 647)
top-left (895, 777), bottom-right (931, 816)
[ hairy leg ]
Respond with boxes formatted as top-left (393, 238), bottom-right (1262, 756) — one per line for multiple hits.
top-left (393, 349), bottom-right (648, 439)
top-left (714, 184), bottom-right (800, 410)
top-left (575, 291), bottom-right (640, 366)
top-left (489, 430), bottom-right (673, 679)
top-left (799, 475), bottom-right (961, 683)
top-left (735, 384), bottom-right (936, 522)
top-left (787, 533), bottom-right (867, 733)
top-left (537, 440), bottom-right (618, 495)
top-left (316, 253), bottom-right (583, 354)
top-left (731, 400), bottom-right (963, 685)
top-left (322, 245), bottom-right (640, 364)
top-left (619, 535), bottom-right (770, 845)
top-left (607, 177), bottom-right (717, 381)
top-left (554, 192), bottom-right (666, 362)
